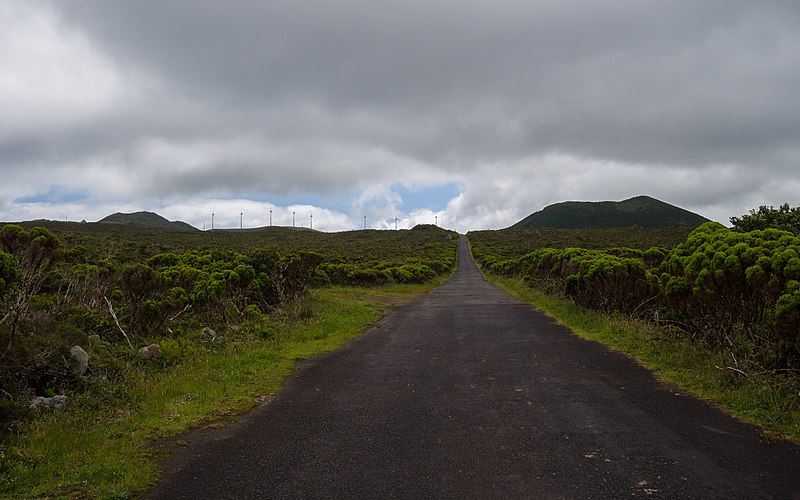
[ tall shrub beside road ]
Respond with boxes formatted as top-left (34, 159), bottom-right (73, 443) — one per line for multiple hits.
top-left (0, 224), bottom-right (458, 433)
top-left (0, 225), bottom-right (61, 361)
top-left (564, 252), bottom-right (659, 315)
top-left (479, 247), bottom-right (661, 315)
top-left (662, 222), bottom-right (800, 369)
top-left (730, 203), bottom-right (800, 234)
top-left (471, 221), bottom-right (800, 371)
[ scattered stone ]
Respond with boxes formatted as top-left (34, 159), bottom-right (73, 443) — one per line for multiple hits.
top-left (70, 345), bottom-right (89, 375)
top-left (52, 395), bottom-right (69, 411)
top-left (202, 327), bottom-right (217, 339)
top-left (212, 335), bottom-right (226, 346)
top-left (139, 343), bottom-right (161, 360)
top-left (29, 395), bottom-right (70, 414)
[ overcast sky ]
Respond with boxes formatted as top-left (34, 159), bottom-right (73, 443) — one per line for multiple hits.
top-left (2, 0), bottom-right (799, 232)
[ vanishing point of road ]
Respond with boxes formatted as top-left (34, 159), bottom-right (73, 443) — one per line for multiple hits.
top-left (148, 236), bottom-right (800, 499)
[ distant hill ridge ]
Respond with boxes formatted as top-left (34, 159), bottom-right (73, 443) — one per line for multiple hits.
top-left (512, 195), bottom-right (709, 229)
top-left (98, 211), bottom-right (198, 232)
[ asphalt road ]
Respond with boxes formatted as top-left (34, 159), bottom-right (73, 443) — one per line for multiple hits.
top-left (147, 235), bottom-right (800, 499)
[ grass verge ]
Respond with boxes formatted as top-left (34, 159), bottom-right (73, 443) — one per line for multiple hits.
top-left (0, 281), bottom-right (440, 499)
top-left (486, 275), bottom-right (800, 443)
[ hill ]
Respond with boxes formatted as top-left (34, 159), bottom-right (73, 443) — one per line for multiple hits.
top-left (511, 195), bottom-right (709, 230)
top-left (98, 211), bottom-right (198, 231)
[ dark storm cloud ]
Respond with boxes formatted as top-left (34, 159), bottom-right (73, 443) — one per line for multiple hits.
top-left (50, 0), bottom-right (800, 165)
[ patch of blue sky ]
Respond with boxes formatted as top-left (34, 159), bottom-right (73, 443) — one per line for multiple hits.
top-left (246, 182), bottom-right (462, 214)
top-left (249, 192), bottom-right (351, 212)
top-left (395, 182), bottom-right (462, 212)
top-left (15, 186), bottom-right (89, 204)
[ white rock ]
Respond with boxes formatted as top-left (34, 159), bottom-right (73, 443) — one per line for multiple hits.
top-left (70, 345), bottom-right (89, 375)
top-left (139, 343), bottom-right (161, 360)
top-left (29, 395), bottom-right (70, 413)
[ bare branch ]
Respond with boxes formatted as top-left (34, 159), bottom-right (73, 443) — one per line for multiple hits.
top-left (169, 303), bottom-right (192, 322)
top-left (715, 365), bottom-right (749, 378)
top-left (104, 296), bottom-right (134, 350)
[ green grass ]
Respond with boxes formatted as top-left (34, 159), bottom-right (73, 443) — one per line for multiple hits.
top-left (486, 275), bottom-right (800, 443)
top-left (0, 282), bottom-right (440, 499)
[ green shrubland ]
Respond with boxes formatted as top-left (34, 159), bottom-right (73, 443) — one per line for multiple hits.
top-left (472, 220), bottom-right (800, 372)
top-left (0, 222), bottom-right (457, 497)
top-left (470, 208), bottom-right (800, 441)
top-left (730, 203), bottom-right (800, 234)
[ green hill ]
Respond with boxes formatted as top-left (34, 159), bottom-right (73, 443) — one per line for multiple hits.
top-left (512, 195), bottom-right (709, 229)
top-left (98, 211), bottom-right (198, 231)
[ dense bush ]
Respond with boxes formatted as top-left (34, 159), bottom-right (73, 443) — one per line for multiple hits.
top-left (321, 259), bottom-right (443, 287)
top-left (730, 203), bottom-right (800, 234)
top-left (1, 226), bottom-right (62, 362)
top-left (502, 247), bottom-right (660, 314)
top-left (564, 253), bottom-right (659, 315)
top-left (0, 250), bottom-right (16, 296)
top-left (662, 222), bottom-right (800, 367)
top-left (471, 221), bottom-right (800, 370)
top-left (390, 263), bottom-right (437, 283)
top-left (0, 223), bottom-right (457, 430)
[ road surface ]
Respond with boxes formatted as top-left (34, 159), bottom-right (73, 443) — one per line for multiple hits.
top-left (147, 235), bottom-right (800, 499)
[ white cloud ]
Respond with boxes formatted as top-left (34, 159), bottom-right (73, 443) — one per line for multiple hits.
top-left (0, 1), bottom-right (123, 136)
top-left (437, 155), bottom-right (777, 232)
top-left (2, 1), bottom-right (800, 234)
top-left (159, 199), bottom-right (352, 232)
